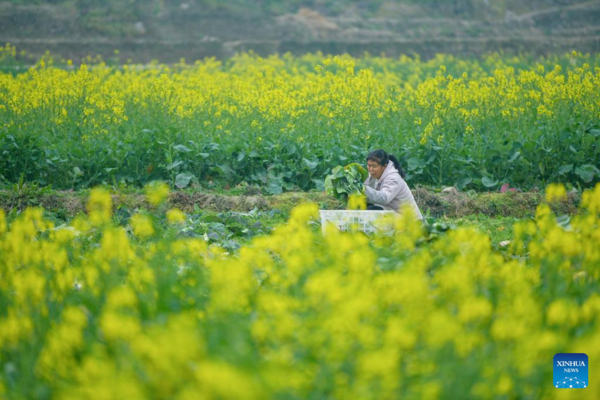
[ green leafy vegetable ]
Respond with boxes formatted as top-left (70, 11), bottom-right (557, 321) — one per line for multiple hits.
top-left (325, 163), bottom-right (368, 201)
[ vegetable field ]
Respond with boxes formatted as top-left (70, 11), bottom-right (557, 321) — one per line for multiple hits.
top-left (2, 45), bottom-right (600, 399)
top-left (1, 46), bottom-right (599, 192)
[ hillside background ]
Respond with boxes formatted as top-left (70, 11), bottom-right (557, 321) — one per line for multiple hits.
top-left (1, 0), bottom-right (599, 62)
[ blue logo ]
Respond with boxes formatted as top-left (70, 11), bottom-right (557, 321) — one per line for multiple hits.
top-left (554, 353), bottom-right (588, 389)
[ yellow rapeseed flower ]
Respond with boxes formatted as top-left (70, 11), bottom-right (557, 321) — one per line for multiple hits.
top-left (131, 213), bottom-right (155, 238)
top-left (545, 183), bottom-right (567, 202)
top-left (87, 187), bottom-right (112, 225)
top-left (0, 208), bottom-right (6, 236)
top-left (145, 181), bottom-right (170, 207)
top-left (348, 193), bottom-right (367, 210)
top-left (166, 208), bottom-right (186, 225)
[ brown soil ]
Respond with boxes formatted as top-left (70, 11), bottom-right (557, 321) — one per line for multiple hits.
top-left (168, 192), bottom-right (269, 213)
top-left (0, 188), bottom-right (582, 219)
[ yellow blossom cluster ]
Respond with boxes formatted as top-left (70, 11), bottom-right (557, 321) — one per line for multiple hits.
top-left (0, 51), bottom-right (598, 143)
top-left (1, 183), bottom-right (600, 398)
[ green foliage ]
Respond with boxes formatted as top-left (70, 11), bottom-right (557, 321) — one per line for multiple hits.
top-left (176, 207), bottom-right (282, 251)
top-left (325, 163), bottom-right (367, 201)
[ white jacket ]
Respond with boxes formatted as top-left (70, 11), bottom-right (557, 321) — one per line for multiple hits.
top-left (364, 162), bottom-right (423, 220)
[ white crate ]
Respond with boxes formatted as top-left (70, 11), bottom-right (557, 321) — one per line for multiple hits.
top-left (319, 210), bottom-right (397, 235)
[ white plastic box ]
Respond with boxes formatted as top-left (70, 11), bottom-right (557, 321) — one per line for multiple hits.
top-left (319, 210), bottom-right (398, 235)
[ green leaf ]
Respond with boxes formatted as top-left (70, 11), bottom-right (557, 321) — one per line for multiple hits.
top-left (324, 163), bottom-right (370, 201)
top-left (312, 178), bottom-right (325, 191)
top-left (266, 180), bottom-right (283, 195)
top-left (332, 166), bottom-right (345, 178)
top-left (345, 163), bottom-right (368, 180)
top-left (575, 164), bottom-right (599, 183)
top-left (217, 164), bottom-right (234, 176)
top-left (456, 177), bottom-right (472, 190)
top-left (482, 176), bottom-right (499, 188)
top-left (175, 172), bottom-right (194, 189)
top-left (167, 160), bottom-right (183, 170)
top-left (324, 175), bottom-right (334, 195)
top-left (336, 185), bottom-right (346, 194)
top-left (507, 151), bottom-right (520, 162)
top-left (173, 144), bottom-right (192, 153)
top-left (407, 157), bottom-right (426, 171)
top-left (558, 164), bottom-right (573, 175)
top-left (303, 158), bottom-right (318, 170)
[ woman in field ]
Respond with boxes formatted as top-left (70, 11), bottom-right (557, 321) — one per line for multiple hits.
top-left (364, 149), bottom-right (423, 220)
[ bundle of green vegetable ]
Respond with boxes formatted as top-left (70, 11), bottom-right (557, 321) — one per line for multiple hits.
top-left (325, 163), bottom-right (368, 201)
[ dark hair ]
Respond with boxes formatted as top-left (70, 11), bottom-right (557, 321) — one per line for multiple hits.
top-left (367, 149), bottom-right (406, 179)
